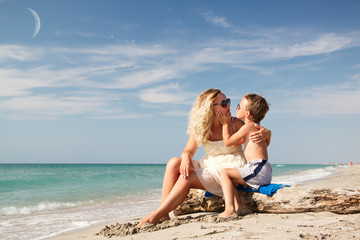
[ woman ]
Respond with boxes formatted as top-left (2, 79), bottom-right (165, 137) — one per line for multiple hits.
top-left (137, 89), bottom-right (271, 227)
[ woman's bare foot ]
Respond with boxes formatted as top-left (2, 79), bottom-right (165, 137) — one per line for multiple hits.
top-left (158, 215), bottom-right (170, 223)
top-left (137, 215), bottom-right (156, 228)
top-left (219, 210), bottom-right (239, 218)
top-left (136, 218), bottom-right (148, 228)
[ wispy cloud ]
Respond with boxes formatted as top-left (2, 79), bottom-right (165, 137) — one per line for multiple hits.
top-left (1, 27), bottom-right (360, 120)
top-left (273, 33), bottom-right (354, 58)
top-left (89, 113), bottom-right (153, 120)
top-left (110, 68), bottom-right (181, 89)
top-left (272, 79), bottom-right (360, 116)
top-left (200, 11), bottom-right (231, 29)
top-left (139, 83), bottom-right (196, 104)
top-left (0, 45), bottom-right (44, 62)
top-left (54, 31), bottom-right (95, 38)
top-left (0, 95), bottom-right (104, 120)
top-left (162, 110), bottom-right (189, 117)
top-left (198, 32), bottom-right (359, 64)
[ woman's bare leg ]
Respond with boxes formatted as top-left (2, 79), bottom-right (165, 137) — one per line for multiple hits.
top-left (137, 171), bottom-right (204, 228)
top-left (161, 157), bottom-right (181, 202)
top-left (158, 157), bottom-right (181, 221)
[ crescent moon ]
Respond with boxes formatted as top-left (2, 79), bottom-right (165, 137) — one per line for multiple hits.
top-left (27, 8), bottom-right (41, 38)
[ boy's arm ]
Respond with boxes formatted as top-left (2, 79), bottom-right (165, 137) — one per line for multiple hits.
top-left (222, 123), bottom-right (251, 147)
top-left (216, 110), bottom-right (249, 147)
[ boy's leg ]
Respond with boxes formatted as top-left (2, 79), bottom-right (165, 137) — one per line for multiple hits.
top-left (219, 168), bottom-right (246, 218)
top-left (233, 187), bottom-right (249, 216)
top-left (233, 184), bottom-right (241, 210)
top-left (226, 168), bottom-right (247, 186)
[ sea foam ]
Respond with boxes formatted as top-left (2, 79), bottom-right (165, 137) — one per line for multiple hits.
top-left (0, 200), bottom-right (94, 216)
top-left (272, 165), bottom-right (340, 185)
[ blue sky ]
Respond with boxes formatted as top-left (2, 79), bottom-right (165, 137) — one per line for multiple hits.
top-left (1, 0), bottom-right (359, 164)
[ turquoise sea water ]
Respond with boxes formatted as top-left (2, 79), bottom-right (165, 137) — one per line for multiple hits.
top-left (0, 163), bottom-right (343, 240)
top-left (1, 164), bottom-right (165, 211)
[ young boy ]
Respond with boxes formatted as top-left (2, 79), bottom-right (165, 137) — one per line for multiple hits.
top-left (216, 93), bottom-right (272, 218)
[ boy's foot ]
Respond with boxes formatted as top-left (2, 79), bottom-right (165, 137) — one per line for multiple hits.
top-left (236, 208), bottom-right (250, 216)
top-left (219, 211), bottom-right (239, 218)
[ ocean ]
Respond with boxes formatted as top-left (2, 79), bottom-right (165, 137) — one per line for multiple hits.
top-left (0, 163), bottom-right (344, 240)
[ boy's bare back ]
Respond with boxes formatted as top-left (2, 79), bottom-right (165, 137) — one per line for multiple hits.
top-left (242, 122), bottom-right (268, 162)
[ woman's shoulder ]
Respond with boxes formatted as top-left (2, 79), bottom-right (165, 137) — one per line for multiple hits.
top-left (232, 117), bottom-right (244, 130)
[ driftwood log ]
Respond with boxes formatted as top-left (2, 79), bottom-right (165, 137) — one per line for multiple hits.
top-left (173, 186), bottom-right (360, 216)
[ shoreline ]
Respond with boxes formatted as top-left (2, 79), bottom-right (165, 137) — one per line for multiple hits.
top-left (299, 164), bottom-right (357, 188)
top-left (46, 165), bottom-right (360, 240)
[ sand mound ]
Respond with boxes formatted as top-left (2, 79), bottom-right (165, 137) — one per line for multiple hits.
top-left (96, 213), bottom-right (241, 237)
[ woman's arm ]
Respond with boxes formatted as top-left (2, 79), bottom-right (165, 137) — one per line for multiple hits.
top-left (180, 134), bottom-right (198, 178)
top-left (249, 124), bottom-right (271, 145)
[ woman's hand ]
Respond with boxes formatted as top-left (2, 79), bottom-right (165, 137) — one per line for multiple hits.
top-left (216, 110), bottom-right (231, 125)
top-left (249, 124), bottom-right (271, 144)
top-left (179, 157), bottom-right (193, 178)
top-left (179, 135), bottom-right (198, 178)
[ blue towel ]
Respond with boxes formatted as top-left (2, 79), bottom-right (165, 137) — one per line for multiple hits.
top-left (204, 183), bottom-right (290, 197)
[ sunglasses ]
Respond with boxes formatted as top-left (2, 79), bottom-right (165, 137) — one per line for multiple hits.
top-left (237, 104), bottom-right (247, 110)
top-left (214, 98), bottom-right (231, 108)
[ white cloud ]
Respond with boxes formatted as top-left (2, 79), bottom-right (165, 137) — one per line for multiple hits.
top-left (0, 65), bottom-right (93, 97)
top-left (139, 83), bottom-right (196, 105)
top-left (162, 110), bottom-right (189, 117)
top-left (0, 85), bottom-right (130, 120)
top-left (83, 44), bottom-right (174, 57)
top-left (200, 11), bottom-right (231, 29)
top-left (1, 28), bottom-right (360, 120)
top-left (20, 96), bottom-right (98, 112)
top-left (0, 67), bottom-right (57, 97)
top-left (54, 31), bottom-right (95, 38)
top-left (0, 45), bottom-right (44, 62)
top-left (0, 43), bottom-right (186, 119)
top-left (198, 32), bottom-right (358, 65)
top-left (89, 113), bottom-right (153, 120)
top-left (275, 33), bottom-right (353, 58)
top-left (110, 68), bottom-right (181, 89)
top-left (0, 43), bottom-right (179, 96)
top-left (273, 79), bottom-right (360, 116)
top-left (351, 72), bottom-right (360, 80)
top-left (0, 95), bottom-right (104, 120)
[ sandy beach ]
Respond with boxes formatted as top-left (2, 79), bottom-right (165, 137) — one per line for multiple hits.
top-left (47, 165), bottom-right (360, 240)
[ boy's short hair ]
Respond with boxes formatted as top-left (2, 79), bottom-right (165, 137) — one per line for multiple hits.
top-left (244, 93), bottom-right (269, 123)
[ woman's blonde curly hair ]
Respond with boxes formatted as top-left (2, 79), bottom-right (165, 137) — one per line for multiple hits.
top-left (187, 88), bottom-right (222, 146)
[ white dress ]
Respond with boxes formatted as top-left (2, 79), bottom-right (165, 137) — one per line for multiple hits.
top-left (193, 140), bottom-right (246, 196)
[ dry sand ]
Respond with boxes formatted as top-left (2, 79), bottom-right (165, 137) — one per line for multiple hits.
top-left (47, 165), bottom-right (360, 240)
